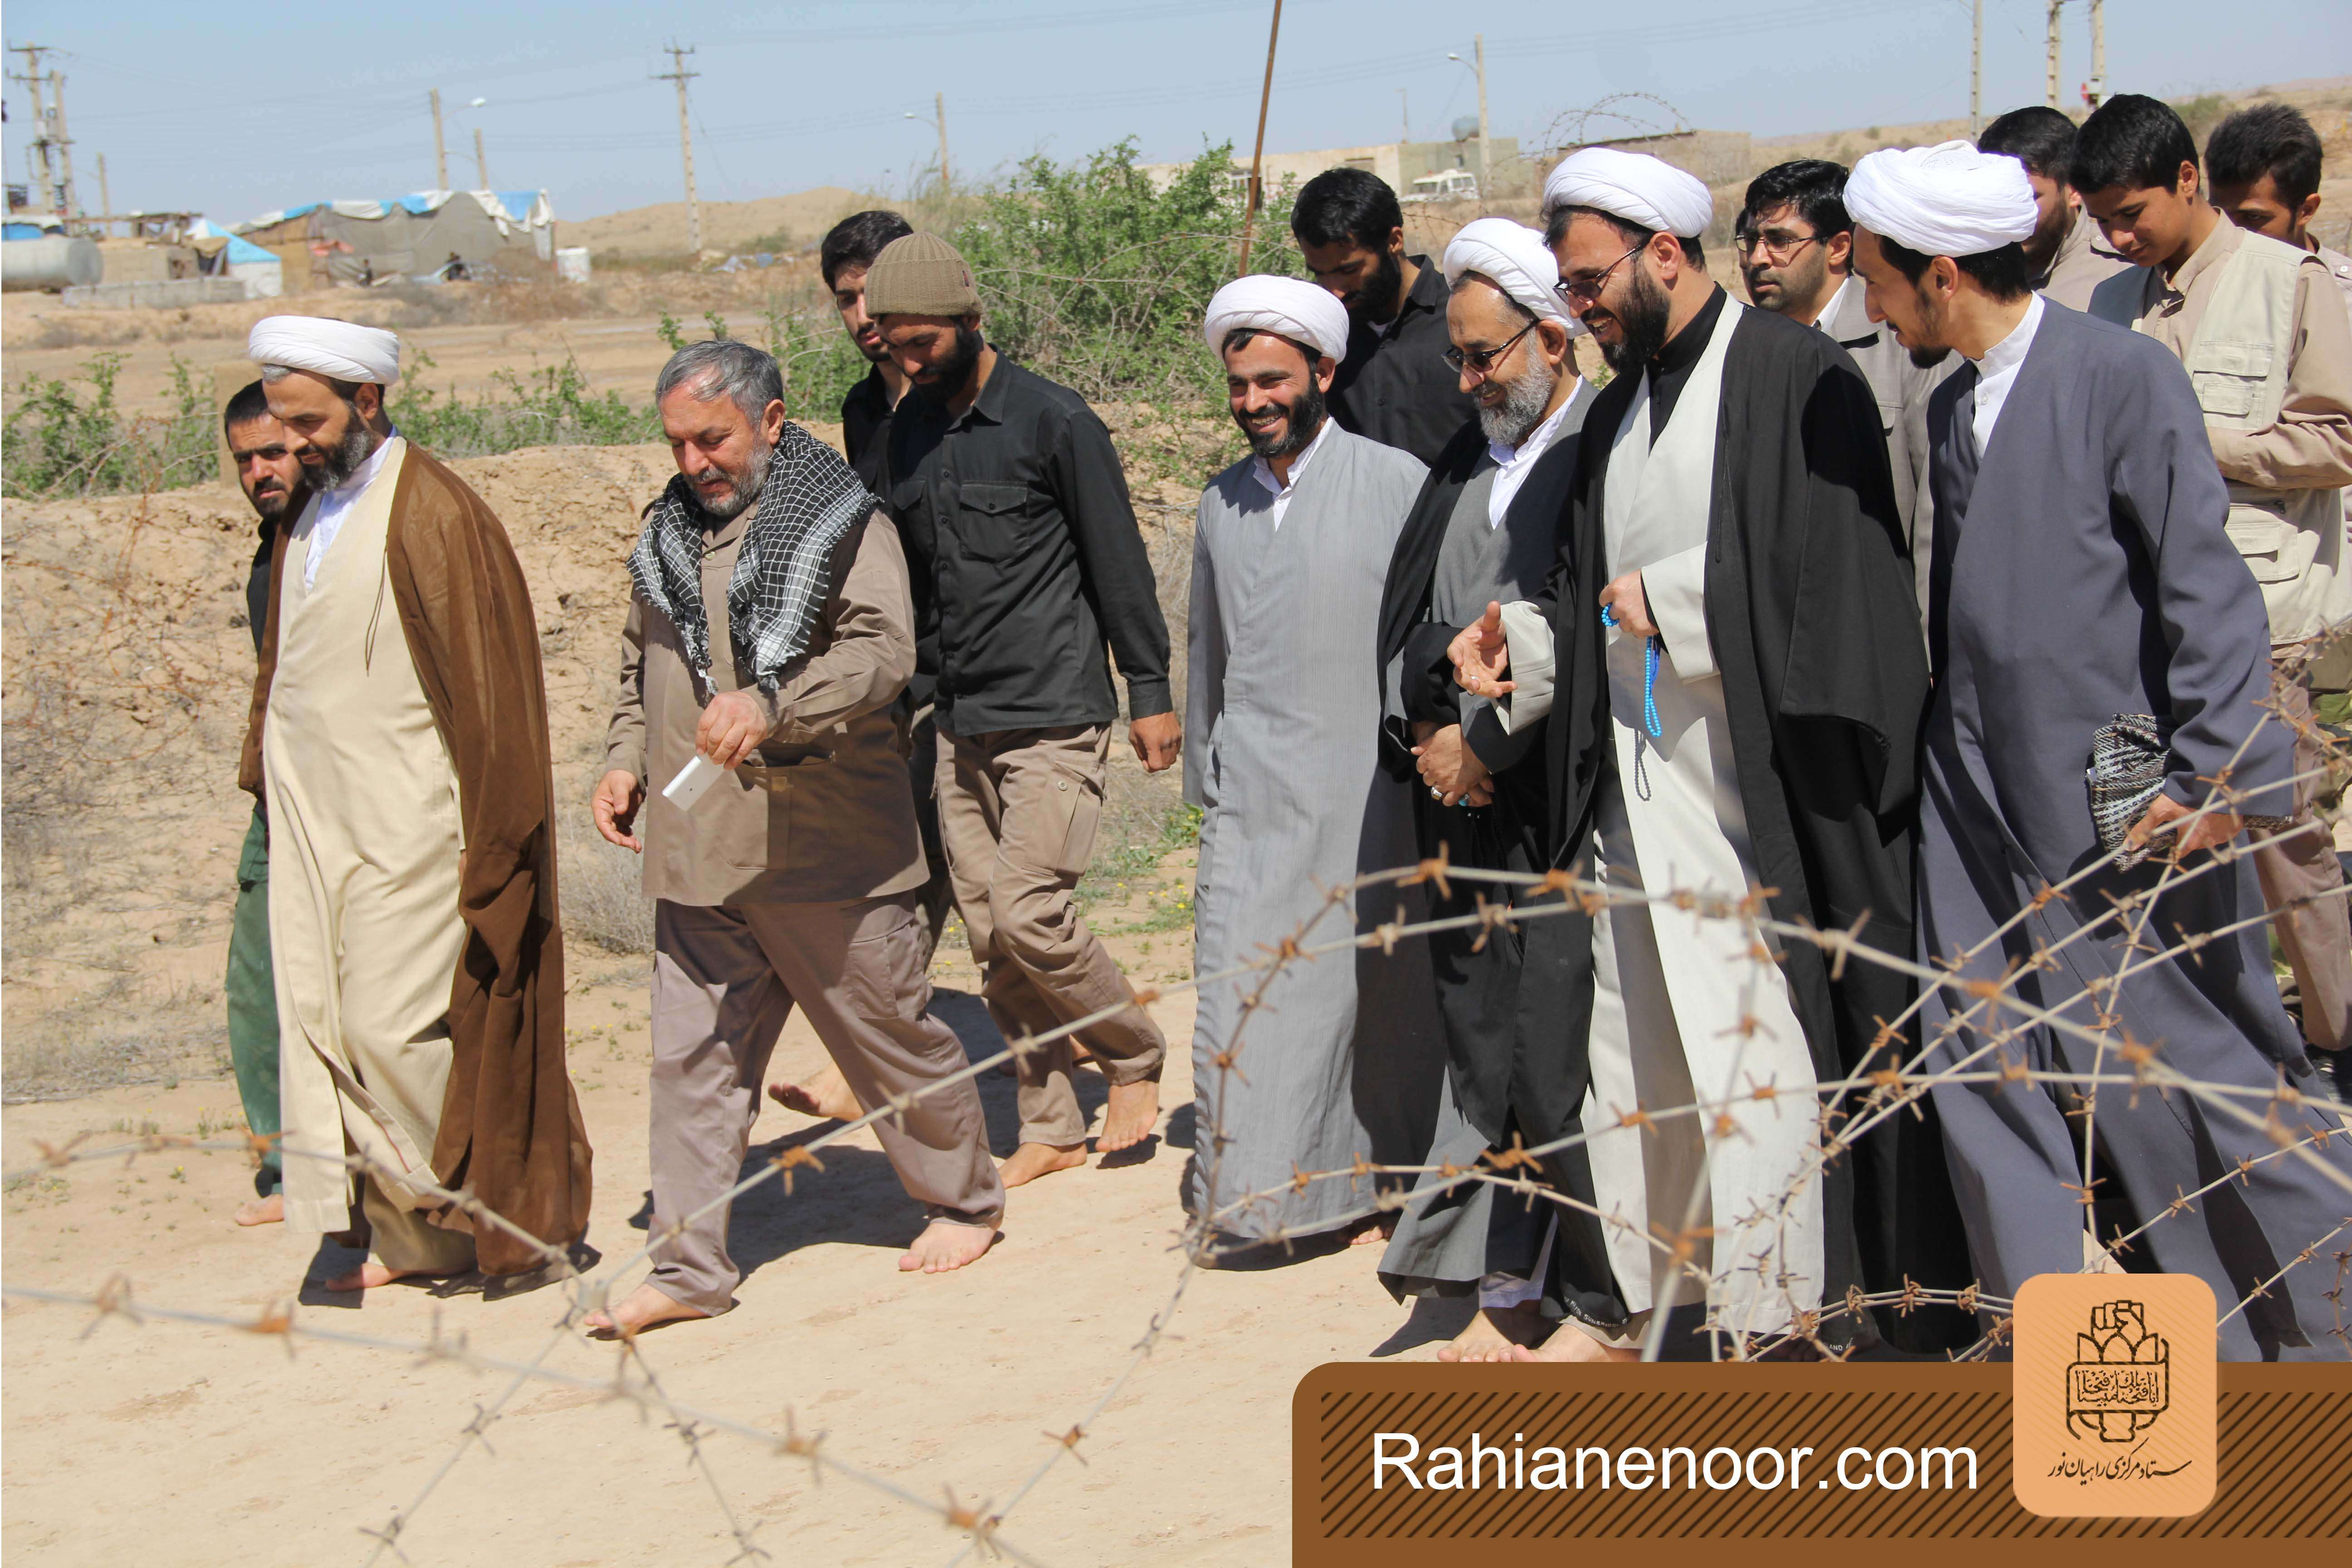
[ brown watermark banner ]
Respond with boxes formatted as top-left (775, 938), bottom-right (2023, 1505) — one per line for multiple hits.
top-left (1294, 1360), bottom-right (2352, 1561)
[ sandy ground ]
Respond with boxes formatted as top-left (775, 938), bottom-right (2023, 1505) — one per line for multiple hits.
top-left (2, 875), bottom-right (1452, 1567)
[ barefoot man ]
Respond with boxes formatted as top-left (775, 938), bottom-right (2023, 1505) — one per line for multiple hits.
top-left (588, 340), bottom-right (1003, 1334)
top-left (244, 316), bottom-right (592, 1292)
top-left (1185, 276), bottom-right (1446, 1246)
top-left (223, 381), bottom-right (306, 1229)
top-left (869, 233), bottom-right (1173, 1186)
top-left (1445, 152), bottom-right (1966, 1359)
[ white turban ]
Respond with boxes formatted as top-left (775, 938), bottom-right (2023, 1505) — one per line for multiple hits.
top-left (246, 315), bottom-right (402, 386)
top-left (1542, 147), bottom-right (1712, 239)
top-left (1203, 275), bottom-right (1349, 366)
top-left (1442, 217), bottom-right (1582, 334)
top-left (1845, 141), bottom-right (2038, 258)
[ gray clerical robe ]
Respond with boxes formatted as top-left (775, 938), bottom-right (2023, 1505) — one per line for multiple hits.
top-left (1918, 299), bottom-right (2352, 1360)
top-left (1184, 424), bottom-right (1446, 1241)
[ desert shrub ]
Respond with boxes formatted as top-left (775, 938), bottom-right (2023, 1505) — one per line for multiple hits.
top-left (388, 350), bottom-right (660, 456)
top-left (1, 352), bottom-right (216, 500)
top-left (561, 829), bottom-right (657, 955)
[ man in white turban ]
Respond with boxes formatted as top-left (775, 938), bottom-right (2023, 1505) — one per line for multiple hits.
top-left (1367, 218), bottom-right (1599, 1344)
top-left (1848, 140), bottom-right (2352, 1361)
top-left (1435, 148), bottom-right (1968, 1361)
top-left (1183, 276), bottom-right (1447, 1246)
top-left (243, 315), bottom-right (591, 1294)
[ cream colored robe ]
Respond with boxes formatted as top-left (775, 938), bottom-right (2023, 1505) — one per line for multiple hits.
top-left (265, 438), bottom-right (473, 1267)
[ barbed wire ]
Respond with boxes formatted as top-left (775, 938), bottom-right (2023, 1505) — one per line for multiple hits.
top-left (6, 685), bottom-right (2347, 1558)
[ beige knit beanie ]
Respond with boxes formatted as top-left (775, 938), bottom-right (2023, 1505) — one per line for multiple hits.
top-left (861, 232), bottom-right (981, 318)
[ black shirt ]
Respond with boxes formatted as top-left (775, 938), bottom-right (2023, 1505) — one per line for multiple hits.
top-left (245, 522), bottom-right (276, 659)
top-left (1327, 254), bottom-right (1480, 468)
top-left (840, 363), bottom-right (896, 493)
top-left (886, 355), bottom-right (1173, 736)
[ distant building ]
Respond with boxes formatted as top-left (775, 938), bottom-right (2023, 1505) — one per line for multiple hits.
top-left (1144, 135), bottom-right (1528, 203)
top-left (235, 190), bottom-right (555, 290)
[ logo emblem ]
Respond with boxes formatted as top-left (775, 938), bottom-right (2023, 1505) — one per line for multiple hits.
top-left (2065, 1299), bottom-right (2169, 1443)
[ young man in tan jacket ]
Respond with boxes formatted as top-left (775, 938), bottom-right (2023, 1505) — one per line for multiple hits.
top-left (2080, 94), bottom-right (2352, 1079)
top-left (588, 340), bottom-right (1004, 1336)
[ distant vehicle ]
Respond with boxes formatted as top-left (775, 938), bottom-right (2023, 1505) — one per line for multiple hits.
top-left (1404, 170), bottom-right (1479, 204)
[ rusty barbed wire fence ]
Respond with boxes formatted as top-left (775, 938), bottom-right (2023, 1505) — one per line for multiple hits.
top-left (6, 683), bottom-right (2348, 1560)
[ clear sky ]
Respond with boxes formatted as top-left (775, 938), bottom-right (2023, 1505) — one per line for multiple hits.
top-left (4, 0), bottom-right (2344, 227)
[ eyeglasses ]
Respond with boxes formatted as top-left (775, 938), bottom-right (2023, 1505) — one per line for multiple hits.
top-left (1733, 229), bottom-right (1821, 263)
top-left (1553, 241), bottom-right (1647, 305)
top-left (1442, 318), bottom-right (1539, 377)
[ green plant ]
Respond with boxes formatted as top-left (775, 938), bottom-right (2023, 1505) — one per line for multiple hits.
top-left (759, 295), bottom-right (875, 425)
top-left (2, 353), bottom-right (216, 500)
top-left (656, 311), bottom-right (688, 352)
top-left (702, 309), bottom-right (731, 341)
top-left (388, 354), bottom-right (660, 457)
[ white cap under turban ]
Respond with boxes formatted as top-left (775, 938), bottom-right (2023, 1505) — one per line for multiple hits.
top-left (1442, 217), bottom-right (1583, 334)
top-left (246, 315), bottom-right (402, 386)
top-left (1203, 274), bottom-right (1349, 365)
top-left (1542, 147), bottom-right (1712, 239)
top-left (1845, 141), bottom-right (2038, 258)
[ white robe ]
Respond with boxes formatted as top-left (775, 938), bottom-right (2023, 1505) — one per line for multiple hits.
top-left (1502, 300), bottom-right (1824, 1335)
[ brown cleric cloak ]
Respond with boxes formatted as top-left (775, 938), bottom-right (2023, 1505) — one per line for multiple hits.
top-left (242, 442), bottom-right (591, 1276)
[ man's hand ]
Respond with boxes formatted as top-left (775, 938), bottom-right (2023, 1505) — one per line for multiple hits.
top-left (1598, 571), bottom-right (1656, 639)
top-left (1131, 710), bottom-right (1182, 773)
top-left (2127, 791), bottom-right (2244, 862)
top-left (593, 769), bottom-right (645, 853)
top-left (1449, 601), bottom-right (1514, 697)
top-left (1412, 723), bottom-right (1491, 807)
top-left (696, 690), bottom-right (771, 770)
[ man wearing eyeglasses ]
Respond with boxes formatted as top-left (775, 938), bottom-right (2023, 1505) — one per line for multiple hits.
top-left (1441, 149), bottom-right (1968, 1361)
top-left (1369, 219), bottom-right (1596, 1348)
top-left (1738, 159), bottom-right (1955, 618)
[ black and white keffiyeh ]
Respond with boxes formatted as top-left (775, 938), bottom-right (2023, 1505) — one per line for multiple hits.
top-left (628, 422), bottom-right (877, 694)
top-left (2087, 713), bottom-right (2292, 867)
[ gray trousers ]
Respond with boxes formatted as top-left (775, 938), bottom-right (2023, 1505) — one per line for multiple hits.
top-left (647, 894), bottom-right (1004, 1313)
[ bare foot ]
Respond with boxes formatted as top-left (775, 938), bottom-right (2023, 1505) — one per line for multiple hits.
top-left (998, 1142), bottom-right (1088, 1187)
top-left (583, 1282), bottom-right (712, 1338)
top-left (1348, 1214), bottom-right (1397, 1246)
top-left (233, 1192), bottom-right (283, 1227)
top-left (1097, 1076), bottom-right (1161, 1152)
top-left (1437, 1304), bottom-right (1549, 1362)
top-left (320, 1261), bottom-right (449, 1292)
top-left (899, 1219), bottom-right (998, 1274)
top-left (1504, 1323), bottom-right (1641, 1362)
top-left (766, 1062), bottom-right (863, 1122)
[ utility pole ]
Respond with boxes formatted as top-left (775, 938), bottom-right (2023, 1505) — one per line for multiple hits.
top-left (97, 152), bottom-right (110, 234)
top-left (1236, 0), bottom-right (1283, 274)
top-left (1398, 88), bottom-right (1409, 145)
top-left (1473, 34), bottom-right (1490, 203)
top-left (934, 92), bottom-right (951, 194)
top-left (430, 88), bottom-right (449, 190)
top-left (474, 127), bottom-right (490, 190)
top-left (1970, 0), bottom-right (1984, 135)
top-left (656, 43), bottom-right (702, 256)
top-left (46, 70), bottom-right (80, 222)
top-left (2045, 0), bottom-right (2064, 110)
top-left (2086, 0), bottom-right (2107, 105)
top-left (12, 46), bottom-right (61, 216)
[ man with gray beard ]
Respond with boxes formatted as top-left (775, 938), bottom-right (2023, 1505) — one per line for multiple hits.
top-left (590, 340), bottom-right (1002, 1336)
top-left (1369, 220), bottom-right (1596, 1348)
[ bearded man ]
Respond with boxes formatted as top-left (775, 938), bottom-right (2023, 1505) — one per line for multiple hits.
top-left (1183, 275), bottom-right (1444, 1244)
top-left (242, 316), bottom-right (590, 1291)
top-left (1447, 150), bottom-right (1969, 1359)
top-left (590, 340), bottom-right (1002, 1334)
top-left (1847, 142), bottom-right (2352, 1357)
top-left (222, 382), bottom-right (305, 1228)
top-left (1974, 106), bottom-right (2132, 310)
top-left (1362, 220), bottom-right (1597, 1347)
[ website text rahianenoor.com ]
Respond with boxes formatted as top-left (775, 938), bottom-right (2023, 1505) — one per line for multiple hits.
top-left (1372, 1434), bottom-right (1980, 1493)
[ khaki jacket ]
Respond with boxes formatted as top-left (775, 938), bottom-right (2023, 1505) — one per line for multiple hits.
top-left (605, 509), bottom-right (926, 906)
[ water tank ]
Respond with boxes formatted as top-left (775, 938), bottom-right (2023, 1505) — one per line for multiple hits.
top-left (2, 234), bottom-right (104, 293)
top-left (1451, 115), bottom-right (1481, 143)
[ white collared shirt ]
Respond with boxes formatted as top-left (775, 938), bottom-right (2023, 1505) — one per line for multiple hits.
top-left (1804, 275), bottom-right (1854, 334)
top-left (1966, 293), bottom-right (2044, 451)
top-left (303, 426), bottom-right (400, 589)
top-left (1250, 415), bottom-right (1335, 530)
top-left (1485, 381), bottom-right (1583, 528)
